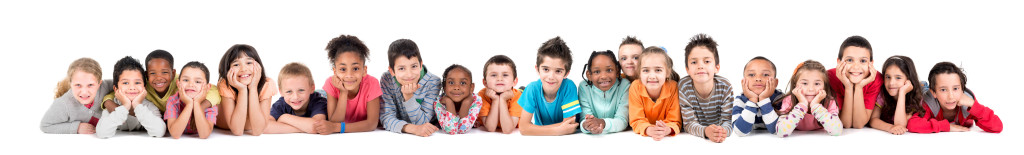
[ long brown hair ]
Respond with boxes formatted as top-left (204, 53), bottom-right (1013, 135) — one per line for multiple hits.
top-left (774, 60), bottom-right (835, 111)
top-left (879, 56), bottom-right (926, 123)
top-left (54, 58), bottom-right (102, 99)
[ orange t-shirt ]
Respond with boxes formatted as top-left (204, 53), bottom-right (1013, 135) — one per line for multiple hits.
top-left (628, 80), bottom-right (682, 136)
top-left (477, 89), bottom-right (523, 122)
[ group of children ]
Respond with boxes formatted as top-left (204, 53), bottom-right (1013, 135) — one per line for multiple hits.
top-left (41, 34), bottom-right (1003, 141)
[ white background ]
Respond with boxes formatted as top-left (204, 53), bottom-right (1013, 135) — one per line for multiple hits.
top-left (1, 0), bottom-right (1019, 154)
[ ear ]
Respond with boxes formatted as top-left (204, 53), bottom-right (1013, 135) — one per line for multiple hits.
top-left (512, 77), bottom-right (519, 86)
top-left (535, 65), bottom-right (539, 72)
top-left (714, 64), bottom-right (721, 74)
top-left (468, 83), bottom-right (476, 93)
top-left (388, 67), bottom-right (395, 76)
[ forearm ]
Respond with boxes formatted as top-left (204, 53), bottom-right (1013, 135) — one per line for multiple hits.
top-left (193, 101), bottom-right (215, 139)
top-left (246, 89), bottom-right (267, 135)
top-left (328, 93), bottom-right (348, 122)
top-left (520, 121), bottom-right (571, 136)
top-left (168, 103), bottom-right (195, 139)
top-left (497, 101), bottom-right (517, 133)
top-left (278, 114), bottom-right (318, 133)
top-left (483, 103), bottom-right (500, 132)
top-left (893, 96), bottom-right (907, 126)
top-left (840, 87), bottom-right (854, 127)
top-left (852, 87), bottom-right (869, 128)
top-left (229, 91), bottom-right (249, 135)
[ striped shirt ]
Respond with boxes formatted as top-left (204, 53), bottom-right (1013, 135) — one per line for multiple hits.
top-left (678, 75), bottom-right (734, 138)
top-left (379, 69), bottom-right (442, 133)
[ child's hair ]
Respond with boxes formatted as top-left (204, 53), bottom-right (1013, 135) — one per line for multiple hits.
top-left (581, 50), bottom-right (623, 85)
top-left (482, 55), bottom-right (517, 80)
top-left (441, 64), bottom-right (472, 92)
top-left (927, 62), bottom-right (972, 94)
top-left (181, 61), bottom-right (210, 82)
top-left (879, 56), bottom-right (925, 123)
top-left (278, 62), bottom-right (314, 88)
top-left (145, 49), bottom-right (174, 67)
top-left (536, 36), bottom-right (573, 72)
top-left (639, 46), bottom-right (680, 81)
top-left (745, 56), bottom-right (777, 78)
top-left (620, 36), bottom-right (643, 47)
top-left (218, 44), bottom-right (269, 92)
top-left (326, 34), bottom-right (370, 65)
top-left (113, 56), bottom-right (146, 89)
top-left (683, 33), bottom-right (720, 67)
top-left (774, 60), bottom-right (835, 111)
top-left (54, 58), bottom-right (102, 99)
top-left (838, 35), bottom-right (873, 61)
top-left (387, 39), bottom-right (422, 68)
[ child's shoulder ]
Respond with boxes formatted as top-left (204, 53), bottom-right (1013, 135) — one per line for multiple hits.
top-left (713, 75), bottom-right (732, 87)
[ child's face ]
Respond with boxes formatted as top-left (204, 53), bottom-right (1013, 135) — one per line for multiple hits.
top-left (618, 44), bottom-right (642, 79)
top-left (146, 58), bottom-right (174, 93)
top-left (117, 70), bottom-right (145, 99)
top-left (444, 69), bottom-right (474, 101)
top-left (230, 54), bottom-right (259, 85)
top-left (743, 60), bottom-right (775, 93)
top-left (178, 68), bottom-right (207, 98)
top-left (796, 71), bottom-right (826, 100)
top-left (70, 71), bottom-right (100, 105)
top-left (280, 76), bottom-right (314, 110)
top-left (334, 52), bottom-right (367, 92)
top-left (639, 54), bottom-right (668, 93)
top-left (389, 56), bottom-right (422, 86)
top-left (884, 65), bottom-right (908, 97)
top-left (840, 46), bottom-right (872, 80)
top-left (930, 73), bottom-right (964, 110)
top-left (686, 46), bottom-right (720, 83)
top-left (484, 64), bottom-right (517, 93)
top-left (587, 55), bottom-right (618, 91)
top-left (536, 56), bottom-right (568, 94)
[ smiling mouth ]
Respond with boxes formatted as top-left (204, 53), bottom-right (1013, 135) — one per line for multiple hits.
top-left (154, 81), bottom-right (167, 87)
top-left (848, 72), bottom-right (863, 76)
top-left (239, 74), bottom-right (252, 78)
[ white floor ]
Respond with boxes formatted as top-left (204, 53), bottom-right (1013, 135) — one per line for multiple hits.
top-left (16, 125), bottom-right (1012, 154)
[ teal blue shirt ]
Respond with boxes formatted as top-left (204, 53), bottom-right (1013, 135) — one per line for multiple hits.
top-left (518, 79), bottom-right (581, 126)
top-left (577, 78), bottom-right (630, 134)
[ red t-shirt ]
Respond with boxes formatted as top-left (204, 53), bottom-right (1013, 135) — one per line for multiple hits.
top-left (827, 68), bottom-right (882, 110)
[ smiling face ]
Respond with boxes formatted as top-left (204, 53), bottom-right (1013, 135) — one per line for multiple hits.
top-left (389, 56), bottom-right (422, 86)
top-left (146, 58), bottom-right (174, 94)
top-left (444, 68), bottom-right (474, 101)
top-left (884, 65), bottom-right (908, 97)
top-left (536, 56), bottom-right (568, 95)
top-left (484, 64), bottom-right (517, 93)
top-left (744, 59), bottom-right (775, 94)
top-left (280, 76), bottom-right (314, 110)
top-left (618, 44), bottom-right (642, 79)
top-left (686, 46), bottom-right (720, 83)
top-left (117, 70), bottom-right (145, 99)
top-left (70, 71), bottom-right (100, 105)
top-left (796, 71), bottom-right (826, 100)
top-left (178, 67), bottom-right (207, 98)
top-left (639, 54), bottom-right (669, 96)
top-left (230, 54), bottom-right (258, 85)
top-left (587, 54), bottom-right (619, 91)
top-left (840, 46), bottom-right (872, 80)
top-left (334, 52), bottom-right (367, 92)
top-left (930, 73), bottom-right (964, 110)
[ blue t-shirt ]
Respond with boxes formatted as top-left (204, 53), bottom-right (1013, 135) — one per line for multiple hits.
top-left (270, 92), bottom-right (328, 120)
top-left (518, 79), bottom-right (581, 126)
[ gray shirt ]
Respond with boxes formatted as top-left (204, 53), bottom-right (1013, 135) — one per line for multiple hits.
top-left (40, 80), bottom-right (113, 134)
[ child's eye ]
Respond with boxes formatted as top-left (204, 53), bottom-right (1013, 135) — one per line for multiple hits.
top-left (460, 82), bottom-right (467, 85)
top-left (353, 68), bottom-right (359, 71)
top-left (183, 79), bottom-right (189, 82)
top-left (747, 74), bottom-right (754, 77)
top-left (704, 60), bottom-right (711, 64)
top-left (690, 61), bottom-right (697, 64)
top-left (860, 60), bottom-right (867, 63)
top-left (763, 74), bottom-right (770, 77)
top-left (502, 73), bottom-right (509, 77)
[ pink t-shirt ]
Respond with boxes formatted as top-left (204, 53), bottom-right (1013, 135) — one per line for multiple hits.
top-left (323, 75), bottom-right (383, 123)
top-left (780, 96), bottom-right (839, 131)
